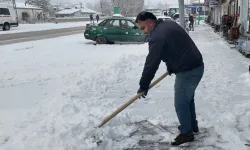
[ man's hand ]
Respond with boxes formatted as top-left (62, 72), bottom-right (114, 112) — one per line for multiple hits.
top-left (137, 88), bottom-right (148, 99)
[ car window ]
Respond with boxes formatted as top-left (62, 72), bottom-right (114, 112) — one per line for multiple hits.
top-left (127, 21), bottom-right (135, 28)
top-left (0, 8), bottom-right (10, 15)
top-left (121, 20), bottom-right (135, 29)
top-left (112, 20), bottom-right (120, 27)
top-left (104, 19), bottom-right (120, 27)
top-left (98, 20), bottom-right (107, 26)
top-left (105, 20), bottom-right (114, 27)
top-left (120, 20), bottom-right (128, 28)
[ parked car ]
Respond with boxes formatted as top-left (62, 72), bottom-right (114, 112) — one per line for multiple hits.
top-left (84, 17), bottom-right (148, 44)
top-left (157, 16), bottom-right (173, 21)
top-left (0, 3), bottom-right (18, 31)
top-left (172, 12), bottom-right (189, 21)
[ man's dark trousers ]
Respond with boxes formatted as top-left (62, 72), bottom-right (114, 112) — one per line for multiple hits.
top-left (174, 63), bottom-right (204, 134)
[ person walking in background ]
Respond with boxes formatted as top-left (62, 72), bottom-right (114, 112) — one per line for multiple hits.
top-left (90, 14), bottom-right (94, 24)
top-left (189, 14), bottom-right (194, 31)
top-left (96, 14), bottom-right (100, 23)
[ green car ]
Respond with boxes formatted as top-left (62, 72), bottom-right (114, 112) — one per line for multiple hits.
top-left (84, 17), bottom-right (148, 44)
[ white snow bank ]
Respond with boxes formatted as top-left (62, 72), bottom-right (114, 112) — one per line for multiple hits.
top-left (0, 22), bottom-right (88, 35)
top-left (0, 34), bottom-right (149, 149)
top-left (240, 72), bottom-right (250, 86)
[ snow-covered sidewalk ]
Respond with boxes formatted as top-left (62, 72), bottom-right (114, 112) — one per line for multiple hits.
top-left (0, 24), bottom-right (250, 150)
top-left (0, 21), bottom-right (89, 35)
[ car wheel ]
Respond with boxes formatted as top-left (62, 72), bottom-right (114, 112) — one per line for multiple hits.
top-left (96, 36), bottom-right (108, 44)
top-left (3, 23), bottom-right (10, 31)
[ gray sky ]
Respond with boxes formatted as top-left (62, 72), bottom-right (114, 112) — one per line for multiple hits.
top-left (146, 0), bottom-right (178, 5)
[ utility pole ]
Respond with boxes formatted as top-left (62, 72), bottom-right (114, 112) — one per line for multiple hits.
top-left (12, 0), bottom-right (18, 22)
top-left (100, 0), bottom-right (103, 15)
top-left (198, 0), bottom-right (200, 25)
top-left (178, 0), bottom-right (185, 29)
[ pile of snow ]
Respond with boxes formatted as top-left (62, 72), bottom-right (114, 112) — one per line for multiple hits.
top-left (240, 73), bottom-right (250, 86)
top-left (0, 34), bottom-right (148, 149)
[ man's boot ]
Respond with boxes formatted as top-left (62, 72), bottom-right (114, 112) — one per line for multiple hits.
top-left (171, 132), bottom-right (194, 145)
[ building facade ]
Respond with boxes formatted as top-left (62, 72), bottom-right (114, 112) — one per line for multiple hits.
top-left (205, 0), bottom-right (250, 56)
top-left (15, 2), bottom-right (43, 22)
top-left (206, 0), bottom-right (249, 36)
top-left (56, 8), bottom-right (97, 18)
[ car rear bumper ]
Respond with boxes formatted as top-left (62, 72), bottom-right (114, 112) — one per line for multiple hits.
top-left (84, 32), bottom-right (95, 41)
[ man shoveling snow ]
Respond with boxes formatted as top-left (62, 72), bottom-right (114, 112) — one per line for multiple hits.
top-left (135, 11), bottom-right (204, 146)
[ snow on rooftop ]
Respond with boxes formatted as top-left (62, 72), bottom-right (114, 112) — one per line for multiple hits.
top-left (112, 14), bottom-right (124, 17)
top-left (145, 7), bottom-right (161, 10)
top-left (57, 8), bottom-right (80, 15)
top-left (81, 8), bottom-right (97, 13)
top-left (57, 7), bottom-right (97, 15)
top-left (15, 2), bottom-right (42, 9)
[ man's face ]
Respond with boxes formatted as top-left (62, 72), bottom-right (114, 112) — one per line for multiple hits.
top-left (136, 19), bottom-right (155, 34)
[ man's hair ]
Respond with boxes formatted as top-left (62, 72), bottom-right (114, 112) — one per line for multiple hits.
top-left (135, 11), bottom-right (157, 23)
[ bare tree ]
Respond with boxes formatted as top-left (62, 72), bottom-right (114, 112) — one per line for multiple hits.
top-left (155, 2), bottom-right (170, 11)
top-left (25, 0), bottom-right (51, 11)
top-left (130, 0), bottom-right (144, 16)
top-left (100, 0), bottom-right (113, 15)
top-left (97, 0), bottom-right (144, 16)
top-left (86, 2), bottom-right (93, 9)
top-left (92, 2), bottom-right (101, 12)
top-left (113, 0), bottom-right (144, 17)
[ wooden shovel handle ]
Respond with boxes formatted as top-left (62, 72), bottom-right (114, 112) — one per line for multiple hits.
top-left (98, 72), bottom-right (168, 128)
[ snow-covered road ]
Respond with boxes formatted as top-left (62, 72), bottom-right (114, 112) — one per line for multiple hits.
top-left (0, 24), bottom-right (250, 150)
top-left (0, 22), bottom-right (88, 35)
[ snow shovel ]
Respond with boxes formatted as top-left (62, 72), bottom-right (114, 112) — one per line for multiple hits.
top-left (98, 72), bottom-right (169, 128)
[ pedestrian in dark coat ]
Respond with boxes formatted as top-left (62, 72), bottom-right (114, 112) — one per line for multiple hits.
top-left (96, 14), bottom-right (100, 23)
top-left (189, 14), bottom-right (194, 31)
top-left (135, 11), bottom-right (204, 146)
top-left (90, 14), bottom-right (94, 24)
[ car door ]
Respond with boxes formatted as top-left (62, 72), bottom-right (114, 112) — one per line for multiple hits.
top-left (120, 19), bottom-right (145, 42)
top-left (102, 19), bottom-right (122, 41)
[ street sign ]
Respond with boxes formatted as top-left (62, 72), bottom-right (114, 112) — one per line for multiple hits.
top-left (196, 7), bottom-right (201, 12)
top-left (184, 5), bottom-right (196, 8)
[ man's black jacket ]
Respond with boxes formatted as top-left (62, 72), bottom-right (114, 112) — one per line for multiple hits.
top-left (139, 19), bottom-right (203, 89)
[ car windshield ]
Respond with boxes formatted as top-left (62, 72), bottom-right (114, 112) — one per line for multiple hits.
top-left (98, 20), bottom-right (107, 26)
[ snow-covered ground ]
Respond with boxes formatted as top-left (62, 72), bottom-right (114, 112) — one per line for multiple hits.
top-left (0, 24), bottom-right (250, 150)
top-left (0, 21), bottom-right (89, 35)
